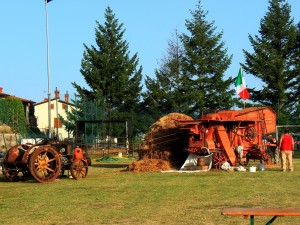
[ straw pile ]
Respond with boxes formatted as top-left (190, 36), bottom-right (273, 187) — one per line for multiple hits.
top-left (128, 158), bottom-right (172, 173)
top-left (0, 124), bottom-right (14, 134)
top-left (0, 124), bottom-right (18, 152)
top-left (128, 113), bottom-right (193, 172)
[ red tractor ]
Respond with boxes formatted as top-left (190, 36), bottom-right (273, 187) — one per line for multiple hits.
top-left (174, 107), bottom-right (276, 169)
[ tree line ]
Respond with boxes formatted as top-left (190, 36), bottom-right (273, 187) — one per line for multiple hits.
top-left (62, 0), bottom-right (300, 136)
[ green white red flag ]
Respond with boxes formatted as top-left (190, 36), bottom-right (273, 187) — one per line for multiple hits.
top-left (235, 68), bottom-right (250, 100)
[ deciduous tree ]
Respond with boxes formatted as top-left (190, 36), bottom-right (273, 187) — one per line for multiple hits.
top-left (0, 97), bottom-right (27, 135)
top-left (143, 31), bottom-right (190, 119)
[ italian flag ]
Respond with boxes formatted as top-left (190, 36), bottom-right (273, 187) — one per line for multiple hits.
top-left (235, 68), bottom-right (250, 100)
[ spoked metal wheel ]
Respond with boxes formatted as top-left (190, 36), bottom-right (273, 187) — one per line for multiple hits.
top-left (213, 151), bottom-right (228, 169)
top-left (29, 146), bottom-right (61, 183)
top-left (70, 159), bottom-right (88, 179)
top-left (239, 157), bottom-right (250, 166)
top-left (244, 126), bottom-right (257, 142)
top-left (261, 152), bottom-right (272, 165)
top-left (2, 161), bottom-right (30, 182)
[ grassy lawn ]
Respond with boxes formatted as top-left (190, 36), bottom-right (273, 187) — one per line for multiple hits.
top-left (1, 153), bottom-right (300, 225)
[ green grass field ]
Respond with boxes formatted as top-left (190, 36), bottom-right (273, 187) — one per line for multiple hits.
top-left (1, 153), bottom-right (300, 225)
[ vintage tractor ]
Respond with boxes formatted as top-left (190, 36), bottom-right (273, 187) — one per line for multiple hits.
top-left (174, 107), bottom-right (277, 169)
top-left (1, 138), bottom-right (89, 183)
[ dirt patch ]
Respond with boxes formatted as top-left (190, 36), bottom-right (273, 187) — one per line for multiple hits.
top-left (129, 113), bottom-right (193, 172)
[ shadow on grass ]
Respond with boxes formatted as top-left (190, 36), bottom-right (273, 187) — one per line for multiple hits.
top-left (91, 163), bottom-right (130, 169)
top-left (0, 174), bottom-right (41, 183)
top-left (0, 175), bottom-right (7, 182)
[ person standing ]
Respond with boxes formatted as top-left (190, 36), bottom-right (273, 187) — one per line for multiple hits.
top-left (267, 135), bottom-right (279, 164)
top-left (279, 129), bottom-right (294, 172)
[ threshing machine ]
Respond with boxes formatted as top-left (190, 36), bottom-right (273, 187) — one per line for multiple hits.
top-left (1, 138), bottom-right (89, 183)
top-left (175, 107), bottom-right (276, 169)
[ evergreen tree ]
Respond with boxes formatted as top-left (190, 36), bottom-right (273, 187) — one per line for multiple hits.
top-left (180, 0), bottom-right (234, 118)
top-left (143, 30), bottom-right (189, 119)
top-left (241, 0), bottom-right (297, 124)
top-left (291, 21), bottom-right (300, 124)
top-left (72, 7), bottom-right (143, 134)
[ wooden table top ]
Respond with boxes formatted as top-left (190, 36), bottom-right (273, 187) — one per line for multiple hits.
top-left (222, 208), bottom-right (300, 217)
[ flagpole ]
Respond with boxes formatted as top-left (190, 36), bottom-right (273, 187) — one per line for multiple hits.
top-left (235, 67), bottom-right (250, 108)
top-left (242, 68), bottom-right (245, 109)
top-left (45, 0), bottom-right (51, 138)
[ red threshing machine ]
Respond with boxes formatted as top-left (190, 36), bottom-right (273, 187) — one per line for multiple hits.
top-left (175, 107), bottom-right (276, 169)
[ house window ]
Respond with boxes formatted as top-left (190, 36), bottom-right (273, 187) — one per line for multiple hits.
top-left (54, 117), bottom-right (62, 128)
top-left (62, 103), bottom-right (68, 110)
top-left (51, 103), bottom-right (54, 109)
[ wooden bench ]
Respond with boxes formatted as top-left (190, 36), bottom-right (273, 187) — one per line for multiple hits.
top-left (221, 208), bottom-right (300, 225)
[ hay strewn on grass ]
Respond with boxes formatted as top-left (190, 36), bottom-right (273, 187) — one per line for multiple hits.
top-left (128, 156), bottom-right (172, 172)
top-left (129, 113), bottom-right (193, 172)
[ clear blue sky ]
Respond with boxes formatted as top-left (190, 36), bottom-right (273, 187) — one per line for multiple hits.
top-left (0, 0), bottom-right (299, 103)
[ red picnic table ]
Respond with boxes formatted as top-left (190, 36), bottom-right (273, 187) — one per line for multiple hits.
top-left (221, 208), bottom-right (300, 225)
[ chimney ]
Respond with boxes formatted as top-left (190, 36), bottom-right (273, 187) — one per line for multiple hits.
top-left (54, 87), bottom-right (60, 99)
top-left (64, 92), bottom-right (69, 102)
top-left (0, 87), bottom-right (3, 93)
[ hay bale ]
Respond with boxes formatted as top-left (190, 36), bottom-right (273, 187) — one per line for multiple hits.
top-left (132, 113), bottom-right (193, 171)
top-left (140, 112), bottom-right (193, 150)
top-left (149, 112), bottom-right (193, 132)
top-left (0, 124), bottom-right (14, 134)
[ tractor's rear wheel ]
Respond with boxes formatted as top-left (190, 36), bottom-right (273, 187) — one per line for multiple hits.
top-left (213, 151), bottom-right (228, 169)
top-left (2, 161), bottom-right (29, 182)
top-left (29, 146), bottom-right (61, 183)
top-left (70, 159), bottom-right (88, 179)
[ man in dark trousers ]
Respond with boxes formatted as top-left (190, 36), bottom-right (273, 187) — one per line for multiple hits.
top-left (279, 129), bottom-right (295, 172)
top-left (267, 135), bottom-right (279, 164)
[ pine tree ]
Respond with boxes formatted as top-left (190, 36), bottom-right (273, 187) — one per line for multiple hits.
top-left (291, 21), bottom-right (300, 124)
top-left (72, 7), bottom-right (142, 133)
top-left (241, 0), bottom-right (297, 124)
top-left (180, 0), bottom-right (234, 118)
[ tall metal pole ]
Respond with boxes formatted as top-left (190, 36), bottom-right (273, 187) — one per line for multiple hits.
top-left (55, 87), bottom-right (59, 139)
top-left (45, 1), bottom-right (51, 138)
